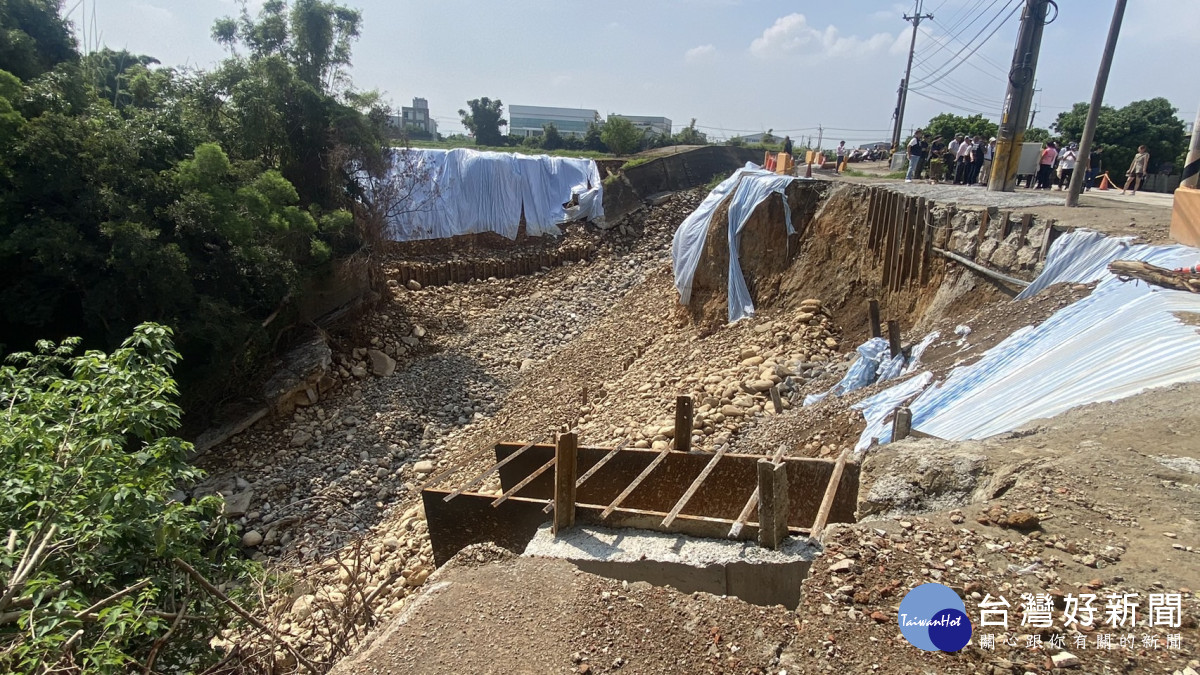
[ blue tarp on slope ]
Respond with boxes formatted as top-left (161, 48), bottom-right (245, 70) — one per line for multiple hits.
top-left (378, 148), bottom-right (604, 242)
top-left (853, 229), bottom-right (1200, 453)
top-left (671, 165), bottom-right (805, 322)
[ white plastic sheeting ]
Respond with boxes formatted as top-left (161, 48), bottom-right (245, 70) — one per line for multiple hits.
top-left (852, 372), bottom-right (933, 455)
top-left (671, 165), bottom-right (803, 323)
top-left (853, 230), bottom-right (1200, 452)
top-left (804, 331), bottom-right (940, 407)
top-left (1018, 229), bottom-right (1199, 298)
top-left (378, 148), bottom-right (604, 242)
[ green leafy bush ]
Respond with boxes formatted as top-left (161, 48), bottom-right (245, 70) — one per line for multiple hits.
top-left (0, 323), bottom-right (251, 673)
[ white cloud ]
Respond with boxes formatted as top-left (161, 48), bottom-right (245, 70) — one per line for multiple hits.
top-left (685, 44), bottom-right (717, 63)
top-left (749, 13), bottom-right (894, 62)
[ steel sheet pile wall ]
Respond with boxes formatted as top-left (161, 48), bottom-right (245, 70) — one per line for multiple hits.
top-left (378, 148), bottom-right (604, 242)
top-left (855, 230), bottom-right (1200, 451)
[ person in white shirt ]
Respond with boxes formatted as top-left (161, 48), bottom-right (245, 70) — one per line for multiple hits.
top-left (1055, 142), bottom-right (1079, 190)
top-left (954, 135), bottom-right (973, 184)
top-left (945, 134), bottom-right (963, 182)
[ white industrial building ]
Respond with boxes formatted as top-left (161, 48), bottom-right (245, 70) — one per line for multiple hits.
top-left (509, 105), bottom-right (600, 138)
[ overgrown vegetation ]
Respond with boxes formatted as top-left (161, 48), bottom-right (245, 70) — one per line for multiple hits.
top-left (0, 0), bottom-right (392, 426)
top-left (0, 323), bottom-right (252, 672)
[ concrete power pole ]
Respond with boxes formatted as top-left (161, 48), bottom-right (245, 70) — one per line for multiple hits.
top-left (1183, 105), bottom-right (1200, 190)
top-left (890, 0), bottom-right (933, 152)
top-left (1066, 0), bottom-right (1127, 207)
top-left (988, 0), bottom-right (1051, 192)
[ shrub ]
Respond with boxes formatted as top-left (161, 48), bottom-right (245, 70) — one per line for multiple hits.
top-left (0, 323), bottom-right (251, 673)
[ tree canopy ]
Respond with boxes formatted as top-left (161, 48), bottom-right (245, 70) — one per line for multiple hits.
top-left (601, 115), bottom-right (643, 155)
top-left (458, 97), bottom-right (507, 146)
top-left (922, 112), bottom-right (998, 142)
top-left (1052, 97), bottom-right (1187, 175)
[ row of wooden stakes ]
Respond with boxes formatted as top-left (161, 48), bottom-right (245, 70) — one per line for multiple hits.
top-left (389, 243), bottom-right (596, 288)
top-left (866, 188), bottom-right (936, 292)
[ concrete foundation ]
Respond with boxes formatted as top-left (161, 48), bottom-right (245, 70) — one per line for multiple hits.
top-left (523, 523), bottom-right (819, 609)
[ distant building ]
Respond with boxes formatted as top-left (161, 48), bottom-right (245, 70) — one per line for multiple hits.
top-left (608, 114), bottom-right (672, 137)
top-left (390, 97), bottom-right (438, 136)
top-left (509, 105), bottom-right (600, 138)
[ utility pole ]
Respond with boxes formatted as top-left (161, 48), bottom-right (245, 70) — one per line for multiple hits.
top-left (988, 0), bottom-right (1050, 192)
top-left (1066, 0), bottom-right (1127, 206)
top-left (816, 124), bottom-right (823, 152)
top-left (891, 0), bottom-right (934, 152)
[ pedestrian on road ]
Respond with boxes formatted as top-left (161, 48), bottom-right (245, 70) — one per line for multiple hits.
top-left (782, 136), bottom-right (793, 156)
top-left (905, 130), bottom-right (928, 182)
top-left (835, 141), bottom-right (846, 174)
top-left (1055, 142), bottom-right (1078, 190)
top-left (979, 137), bottom-right (997, 187)
top-left (945, 133), bottom-right (964, 182)
top-left (968, 135), bottom-right (987, 185)
top-left (1122, 145), bottom-right (1149, 195)
top-left (1036, 141), bottom-right (1058, 190)
top-left (954, 134), bottom-right (973, 184)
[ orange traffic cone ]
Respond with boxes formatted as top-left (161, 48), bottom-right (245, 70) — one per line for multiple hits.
top-left (1098, 173), bottom-right (1111, 190)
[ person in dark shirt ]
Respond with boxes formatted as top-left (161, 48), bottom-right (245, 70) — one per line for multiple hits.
top-left (782, 136), bottom-right (793, 156)
top-left (905, 129), bottom-right (928, 182)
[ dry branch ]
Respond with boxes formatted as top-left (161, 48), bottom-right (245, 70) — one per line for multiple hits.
top-left (1109, 260), bottom-right (1200, 293)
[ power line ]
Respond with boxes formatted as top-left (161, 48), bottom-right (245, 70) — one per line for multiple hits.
top-left (911, 0), bottom-right (1007, 73)
top-left (911, 0), bottom-right (1018, 87)
top-left (910, 0), bottom-right (1022, 89)
top-left (910, 88), bottom-right (1001, 118)
top-left (927, 17), bottom-right (1010, 75)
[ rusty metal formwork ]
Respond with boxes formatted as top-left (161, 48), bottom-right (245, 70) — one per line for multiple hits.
top-left (422, 431), bottom-right (859, 567)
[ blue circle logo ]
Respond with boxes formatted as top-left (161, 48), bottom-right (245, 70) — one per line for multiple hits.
top-left (898, 583), bottom-right (973, 652)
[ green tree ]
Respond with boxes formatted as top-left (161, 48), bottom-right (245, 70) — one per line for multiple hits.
top-left (458, 97), bottom-right (507, 146)
top-left (601, 115), bottom-right (643, 155)
top-left (924, 112), bottom-right (998, 142)
top-left (1052, 97), bottom-right (1186, 176)
top-left (675, 118), bottom-right (706, 145)
top-left (0, 0), bottom-right (77, 81)
top-left (1024, 127), bottom-right (1051, 144)
top-left (541, 122), bottom-right (563, 150)
top-left (583, 121), bottom-right (607, 152)
top-left (0, 323), bottom-right (252, 672)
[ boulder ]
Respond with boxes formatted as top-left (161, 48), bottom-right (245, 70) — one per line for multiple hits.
top-left (367, 349), bottom-right (396, 377)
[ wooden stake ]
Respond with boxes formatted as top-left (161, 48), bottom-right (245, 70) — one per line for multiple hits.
top-left (674, 395), bottom-right (693, 452)
top-left (552, 433), bottom-right (578, 534)
top-left (868, 299), bottom-right (882, 338)
top-left (892, 406), bottom-right (913, 441)
top-left (756, 459), bottom-right (789, 549)
top-left (810, 449), bottom-right (849, 539)
top-left (887, 320), bottom-right (902, 359)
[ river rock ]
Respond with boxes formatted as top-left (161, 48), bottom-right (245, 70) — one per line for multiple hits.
top-left (368, 349), bottom-right (396, 377)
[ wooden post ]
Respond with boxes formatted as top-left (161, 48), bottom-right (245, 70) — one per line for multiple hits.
top-left (810, 449), bottom-right (849, 539)
top-left (887, 320), bottom-right (902, 359)
top-left (922, 203), bottom-right (935, 285)
top-left (892, 406), bottom-right (913, 441)
top-left (553, 433), bottom-right (578, 534)
top-left (756, 459), bottom-right (789, 549)
top-left (1018, 213), bottom-right (1033, 248)
top-left (976, 209), bottom-right (991, 249)
top-left (674, 395), bottom-right (693, 452)
top-left (769, 386), bottom-right (783, 414)
top-left (868, 298), bottom-right (882, 338)
top-left (881, 192), bottom-right (894, 287)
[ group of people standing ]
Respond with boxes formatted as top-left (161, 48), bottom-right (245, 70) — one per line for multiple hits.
top-left (903, 129), bottom-right (995, 186)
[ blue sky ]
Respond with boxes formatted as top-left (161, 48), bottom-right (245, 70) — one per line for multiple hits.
top-left (75, 0), bottom-right (1197, 145)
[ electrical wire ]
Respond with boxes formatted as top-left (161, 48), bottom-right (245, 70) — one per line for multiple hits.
top-left (910, 0), bottom-right (1007, 74)
top-left (924, 18), bottom-right (1010, 76)
top-left (909, 89), bottom-right (1001, 118)
top-left (910, 0), bottom-right (1022, 89)
top-left (911, 0), bottom-right (1018, 86)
